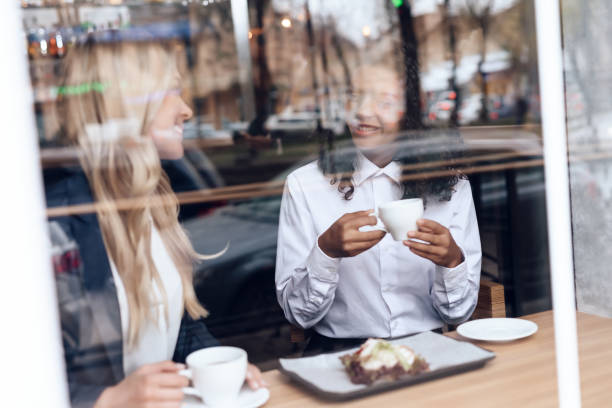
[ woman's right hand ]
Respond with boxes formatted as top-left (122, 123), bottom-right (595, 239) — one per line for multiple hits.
top-left (95, 361), bottom-right (188, 408)
top-left (318, 210), bottom-right (386, 258)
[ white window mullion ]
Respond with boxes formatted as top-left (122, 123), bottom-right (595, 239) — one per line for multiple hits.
top-left (0, 3), bottom-right (69, 408)
top-left (535, 0), bottom-right (581, 406)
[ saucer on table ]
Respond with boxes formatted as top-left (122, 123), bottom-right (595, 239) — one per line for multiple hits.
top-left (182, 385), bottom-right (270, 408)
top-left (457, 318), bottom-right (538, 342)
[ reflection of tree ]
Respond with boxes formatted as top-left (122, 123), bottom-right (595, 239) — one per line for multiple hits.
top-left (562, 0), bottom-right (605, 142)
top-left (444, 0), bottom-right (460, 127)
top-left (463, 0), bottom-right (494, 123)
top-left (254, 0), bottom-right (272, 117)
top-left (319, 16), bottom-right (332, 122)
top-left (488, 1), bottom-right (537, 124)
top-left (379, 0), bottom-right (422, 129)
top-left (304, 1), bottom-right (322, 130)
top-left (329, 21), bottom-right (352, 90)
top-left (395, 1), bottom-right (423, 130)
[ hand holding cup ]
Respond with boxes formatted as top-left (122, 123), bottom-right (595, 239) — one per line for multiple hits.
top-left (318, 210), bottom-right (386, 258)
top-left (94, 361), bottom-right (188, 408)
top-left (403, 219), bottom-right (464, 268)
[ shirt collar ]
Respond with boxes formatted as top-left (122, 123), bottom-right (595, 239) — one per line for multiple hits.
top-left (353, 151), bottom-right (402, 187)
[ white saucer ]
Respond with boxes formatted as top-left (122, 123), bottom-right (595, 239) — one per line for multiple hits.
top-left (182, 385), bottom-right (269, 408)
top-left (457, 318), bottom-right (538, 342)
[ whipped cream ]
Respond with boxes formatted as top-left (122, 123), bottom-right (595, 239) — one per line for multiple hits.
top-left (357, 339), bottom-right (416, 371)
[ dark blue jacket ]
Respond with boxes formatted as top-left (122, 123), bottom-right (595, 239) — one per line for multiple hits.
top-left (45, 166), bottom-right (219, 408)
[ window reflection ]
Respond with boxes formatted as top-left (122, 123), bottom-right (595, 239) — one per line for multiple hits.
top-left (561, 0), bottom-right (612, 316)
top-left (30, 0), bottom-right (551, 389)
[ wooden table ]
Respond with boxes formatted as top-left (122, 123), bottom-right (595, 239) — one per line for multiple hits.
top-left (261, 311), bottom-right (612, 407)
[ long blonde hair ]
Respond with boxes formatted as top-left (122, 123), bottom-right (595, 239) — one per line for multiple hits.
top-left (59, 40), bottom-right (214, 346)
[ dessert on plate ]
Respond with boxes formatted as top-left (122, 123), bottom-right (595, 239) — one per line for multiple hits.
top-left (340, 338), bottom-right (429, 385)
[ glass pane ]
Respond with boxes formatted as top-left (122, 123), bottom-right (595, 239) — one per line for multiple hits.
top-left (560, 1), bottom-right (612, 405)
top-left (23, 0), bottom-right (570, 405)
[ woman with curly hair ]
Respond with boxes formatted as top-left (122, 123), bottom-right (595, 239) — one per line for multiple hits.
top-left (275, 65), bottom-right (482, 354)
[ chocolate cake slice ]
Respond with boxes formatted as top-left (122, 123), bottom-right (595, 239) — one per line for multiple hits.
top-left (340, 338), bottom-right (429, 385)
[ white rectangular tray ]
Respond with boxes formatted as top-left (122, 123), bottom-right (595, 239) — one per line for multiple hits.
top-left (279, 331), bottom-right (495, 401)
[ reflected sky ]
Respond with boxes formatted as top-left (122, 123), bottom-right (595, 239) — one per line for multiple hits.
top-left (271, 0), bottom-right (518, 47)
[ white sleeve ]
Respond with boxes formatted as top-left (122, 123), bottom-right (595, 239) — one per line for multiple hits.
top-left (430, 180), bottom-right (482, 324)
top-left (275, 173), bottom-right (341, 329)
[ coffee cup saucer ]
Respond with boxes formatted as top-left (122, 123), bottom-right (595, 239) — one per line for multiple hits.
top-left (182, 385), bottom-right (270, 408)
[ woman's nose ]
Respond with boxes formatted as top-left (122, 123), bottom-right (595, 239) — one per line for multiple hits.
top-left (180, 98), bottom-right (193, 121)
top-left (356, 94), bottom-right (376, 118)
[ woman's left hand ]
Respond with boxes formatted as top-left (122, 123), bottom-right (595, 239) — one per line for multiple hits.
top-left (245, 363), bottom-right (267, 390)
top-left (403, 219), bottom-right (464, 268)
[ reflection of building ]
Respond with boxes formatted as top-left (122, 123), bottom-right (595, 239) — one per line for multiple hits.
top-left (24, 0), bottom-right (536, 141)
top-left (189, 8), bottom-right (242, 128)
top-left (257, 0), bottom-right (534, 125)
top-left (23, 3), bottom-right (246, 141)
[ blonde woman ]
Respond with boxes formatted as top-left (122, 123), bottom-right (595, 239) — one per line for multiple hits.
top-left (45, 39), bottom-right (264, 408)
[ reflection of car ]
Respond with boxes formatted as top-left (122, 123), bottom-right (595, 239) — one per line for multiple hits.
top-left (183, 120), bottom-right (233, 140)
top-left (266, 110), bottom-right (316, 133)
top-left (427, 92), bottom-right (519, 126)
top-left (425, 90), bottom-right (457, 125)
top-left (185, 191), bottom-right (283, 336)
top-left (430, 99), bottom-right (454, 122)
top-left (458, 94), bottom-right (482, 125)
top-left (487, 96), bottom-right (514, 121)
top-left (265, 107), bottom-right (345, 139)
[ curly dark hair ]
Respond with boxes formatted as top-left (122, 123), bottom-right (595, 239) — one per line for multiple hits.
top-left (317, 125), bottom-right (466, 204)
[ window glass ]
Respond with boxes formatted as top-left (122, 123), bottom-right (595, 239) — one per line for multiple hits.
top-left (560, 2), bottom-right (612, 401)
top-left (561, 0), bottom-right (612, 317)
top-left (25, 0), bottom-right (557, 404)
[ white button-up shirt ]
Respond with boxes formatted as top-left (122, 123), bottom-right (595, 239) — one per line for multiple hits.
top-left (275, 154), bottom-right (482, 339)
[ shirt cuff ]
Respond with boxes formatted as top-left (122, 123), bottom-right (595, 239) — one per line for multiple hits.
top-left (306, 238), bottom-right (341, 282)
top-left (433, 247), bottom-right (468, 303)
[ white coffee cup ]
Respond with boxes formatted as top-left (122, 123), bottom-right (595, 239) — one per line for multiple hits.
top-left (181, 346), bottom-right (247, 407)
top-left (372, 198), bottom-right (424, 241)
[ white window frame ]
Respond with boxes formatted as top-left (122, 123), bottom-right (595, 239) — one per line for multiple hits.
top-left (0, 3), bottom-right (69, 408)
top-left (0, 1), bottom-right (582, 407)
top-left (535, 0), bottom-right (581, 406)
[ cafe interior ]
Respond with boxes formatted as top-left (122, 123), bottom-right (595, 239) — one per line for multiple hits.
top-left (3, 0), bottom-right (612, 407)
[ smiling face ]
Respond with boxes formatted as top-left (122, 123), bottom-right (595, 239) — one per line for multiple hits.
top-left (345, 66), bottom-right (405, 152)
top-left (148, 88), bottom-right (193, 160)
